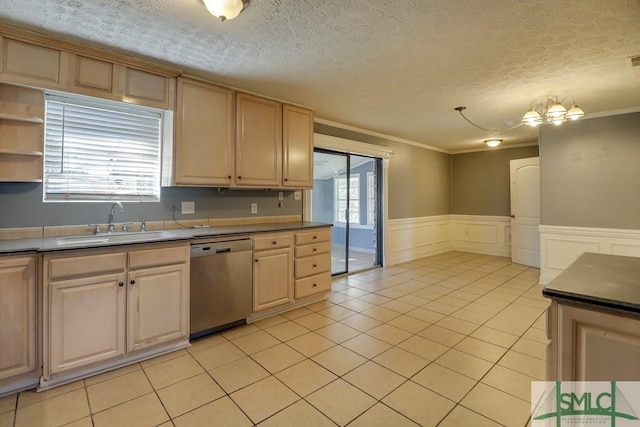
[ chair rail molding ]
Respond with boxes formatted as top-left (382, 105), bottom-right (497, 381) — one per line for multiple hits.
top-left (540, 224), bottom-right (640, 284)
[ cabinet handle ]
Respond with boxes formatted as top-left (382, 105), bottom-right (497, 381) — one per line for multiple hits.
top-left (238, 176), bottom-right (242, 180)
top-left (130, 280), bottom-right (136, 285)
top-left (313, 235), bottom-right (317, 239)
top-left (272, 241), bottom-right (277, 245)
top-left (255, 259), bottom-right (259, 263)
top-left (313, 264), bottom-right (317, 268)
top-left (312, 283), bottom-right (317, 288)
top-left (118, 282), bottom-right (124, 287)
top-left (228, 175), bottom-right (231, 179)
top-left (312, 248), bottom-right (317, 252)
top-left (284, 178), bottom-right (288, 182)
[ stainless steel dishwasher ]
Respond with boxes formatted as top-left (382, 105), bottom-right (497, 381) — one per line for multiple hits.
top-left (190, 237), bottom-right (253, 339)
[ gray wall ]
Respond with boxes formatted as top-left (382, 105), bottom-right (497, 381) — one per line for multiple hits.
top-left (0, 184), bottom-right (301, 228)
top-left (314, 123), bottom-right (451, 219)
top-left (452, 146), bottom-right (539, 216)
top-left (540, 112), bottom-right (640, 229)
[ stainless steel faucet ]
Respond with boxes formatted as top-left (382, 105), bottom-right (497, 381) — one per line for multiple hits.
top-left (108, 202), bottom-right (124, 233)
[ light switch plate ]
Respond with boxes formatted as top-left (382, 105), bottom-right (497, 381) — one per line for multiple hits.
top-left (251, 203), bottom-right (258, 214)
top-left (181, 201), bottom-right (195, 214)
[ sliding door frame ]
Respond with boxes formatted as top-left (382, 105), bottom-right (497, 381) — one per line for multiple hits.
top-left (304, 133), bottom-right (393, 269)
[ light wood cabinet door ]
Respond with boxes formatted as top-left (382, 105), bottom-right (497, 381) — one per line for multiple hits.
top-left (0, 256), bottom-right (36, 380)
top-left (282, 104), bottom-right (313, 188)
top-left (0, 37), bottom-right (67, 89)
top-left (122, 67), bottom-right (173, 110)
top-left (175, 78), bottom-right (234, 186)
top-left (68, 54), bottom-right (119, 99)
top-left (556, 303), bottom-right (640, 381)
top-left (127, 263), bottom-right (189, 352)
top-left (253, 247), bottom-right (293, 312)
top-left (49, 273), bottom-right (126, 374)
top-left (236, 93), bottom-right (282, 187)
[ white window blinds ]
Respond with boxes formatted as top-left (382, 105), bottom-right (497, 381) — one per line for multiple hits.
top-left (44, 93), bottom-right (163, 202)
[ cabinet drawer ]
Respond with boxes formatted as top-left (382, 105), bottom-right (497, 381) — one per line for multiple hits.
top-left (295, 228), bottom-right (331, 245)
top-left (253, 234), bottom-right (293, 251)
top-left (49, 252), bottom-right (126, 279)
top-left (295, 241), bottom-right (330, 258)
top-left (128, 245), bottom-right (189, 269)
top-left (295, 254), bottom-right (330, 279)
top-left (295, 273), bottom-right (331, 299)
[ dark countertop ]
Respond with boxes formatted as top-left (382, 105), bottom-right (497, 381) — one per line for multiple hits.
top-left (0, 221), bottom-right (332, 254)
top-left (542, 252), bottom-right (640, 315)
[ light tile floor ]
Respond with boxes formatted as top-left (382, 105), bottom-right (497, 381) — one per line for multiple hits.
top-left (1, 251), bottom-right (549, 426)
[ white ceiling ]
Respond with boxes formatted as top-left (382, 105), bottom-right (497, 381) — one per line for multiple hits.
top-left (1, 0), bottom-right (639, 152)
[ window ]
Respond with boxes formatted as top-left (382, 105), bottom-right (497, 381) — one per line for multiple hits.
top-left (44, 92), bottom-right (164, 202)
top-left (335, 174), bottom-right (360, 223)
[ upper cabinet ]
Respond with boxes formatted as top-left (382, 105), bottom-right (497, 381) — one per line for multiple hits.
top-left (236, 93), bottom-right (282, 188)
top-left (174, 77), bottom-right (235, 186)
top-left (0, 30), bottom-right (177, 110)
top-left (0, 37), bottom-right (67, 89)
top-left (283, 104), bottom-right (313, 189)
top-left (235, 93), bottom-right (314, 189)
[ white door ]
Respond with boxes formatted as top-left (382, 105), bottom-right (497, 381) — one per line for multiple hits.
top-left (510, 157), bottom-right (540, 267)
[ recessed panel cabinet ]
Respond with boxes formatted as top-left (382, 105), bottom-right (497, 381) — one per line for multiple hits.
top-left (44, 243), bottom-right (189, 379)
top-left (0, 255), bottom-right (37, 381)
top-left (0, 36), bottom-right (66, 88)
top-left (236, 93), bottom-right (282, 187)
top-left (283, 104), bottom-right (314, 189)
top-left (174, 77), bottom-right (234, 186)
top-left (252, 233), bottom-right (294, 312)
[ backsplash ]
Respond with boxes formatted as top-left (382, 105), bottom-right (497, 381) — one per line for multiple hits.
top-left (0, 183), bottom-right (303, 229)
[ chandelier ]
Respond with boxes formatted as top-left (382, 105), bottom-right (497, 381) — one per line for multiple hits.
top-left (522, 94), bottom-right (586, 127)
top-left (202, 0), bottom-right (248, 21)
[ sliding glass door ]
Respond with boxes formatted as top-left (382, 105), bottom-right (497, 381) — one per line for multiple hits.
top-left (311, 149), bottom-right (382, 275)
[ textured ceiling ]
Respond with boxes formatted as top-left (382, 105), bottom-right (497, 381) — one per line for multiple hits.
top-left (0, 0), bottom-right (639, 152)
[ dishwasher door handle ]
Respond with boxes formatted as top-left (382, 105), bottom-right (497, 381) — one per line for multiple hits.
top-left (216, 247), bottom-right (231, 254)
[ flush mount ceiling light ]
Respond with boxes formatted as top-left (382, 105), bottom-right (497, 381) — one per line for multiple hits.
top-left (202, 0), bottom-right (248, 21)
top-left (484, 139), bottom-right (502, 148)
top-left (522, 94), bottom-right (586, 127)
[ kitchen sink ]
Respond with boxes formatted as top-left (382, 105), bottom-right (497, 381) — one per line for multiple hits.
top-left (56, 231), bottom-right (176, 246)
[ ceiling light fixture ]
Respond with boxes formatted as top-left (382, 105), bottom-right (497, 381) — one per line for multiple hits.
top-left (202, 0), bottom-right (248, 21)
top-left (484, 139), bottom-right (502, 148)
top-left (522, 94), bottom-right (586, 127)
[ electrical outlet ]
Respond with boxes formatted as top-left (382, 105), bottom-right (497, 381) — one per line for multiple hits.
top-left (251, 203), bottom-right (258, 214)
top-left (278, 192), bottom-right (283, 201)
top-left (294, 191), bottom-right (302, 200)
top-left (181, 201), bottom-right (195, 214)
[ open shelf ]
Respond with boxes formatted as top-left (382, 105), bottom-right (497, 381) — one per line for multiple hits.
top-left (0, 112), bottom-right (44, 124)
top-left (0, 148), bottom-right (43, 156)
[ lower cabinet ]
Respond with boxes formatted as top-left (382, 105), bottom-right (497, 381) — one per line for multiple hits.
top-left (0, 255), bottom-right (37, 381)
top-left (294, 227), bottom-right (332, 299)
top-left (547, 301), bottom-right (640, 381)
top-left (44, 242), bottom-right (189, 378)
top-left (252, 233), bottom-right (294, 312)
top-left (251, 227), bottom-right (332, 315)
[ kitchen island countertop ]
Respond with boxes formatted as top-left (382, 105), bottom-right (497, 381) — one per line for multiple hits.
top-left (542, 252), bottom-right (640, 315)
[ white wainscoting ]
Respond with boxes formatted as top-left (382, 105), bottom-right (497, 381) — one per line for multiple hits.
top-left (540, 225), bottom-right (640, 284)
top-left (386, 215), bottom-right (512, 266)
top-left (386, 215), bottom-right (452, 265)
top-left (451, 215), bottom-right (512, 257)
